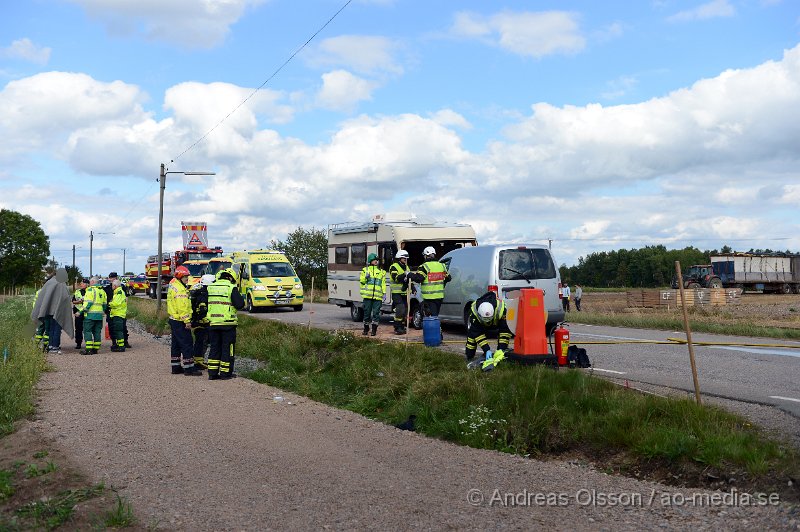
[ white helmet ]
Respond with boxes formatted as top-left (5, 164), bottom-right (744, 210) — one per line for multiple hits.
top-left (200, 274), bottom-right (216, 286)
top-left (423, 246), bottom-right (436, 258)
top-left (477, 302), bottom-right (494, 321)
top-left (395, 250), bottom-right (409, 260)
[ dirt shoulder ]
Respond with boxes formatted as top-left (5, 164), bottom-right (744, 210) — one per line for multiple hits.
top-left (18, 325), bottom-right (797, 530)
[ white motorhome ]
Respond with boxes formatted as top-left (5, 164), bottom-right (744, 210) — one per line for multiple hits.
top-left (327, 213), bottom-right (477, 323)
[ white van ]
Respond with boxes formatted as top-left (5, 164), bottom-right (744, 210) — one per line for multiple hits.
top-left (327, 213), bottom-right (477, 322)
top-left (437, 244), bottom-right (564, 335)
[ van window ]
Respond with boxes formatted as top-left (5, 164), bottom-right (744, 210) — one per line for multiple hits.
top-left (252, 262), bottom-right (297, 278)
top-left (499, 249), bottom-right (556, 280)
top-left (335, 247), bottom-right (349, 264)
top-left (351, 244), bottom-right (366, 266)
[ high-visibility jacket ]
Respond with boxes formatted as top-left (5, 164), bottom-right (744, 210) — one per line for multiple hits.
top-left (470, 298), bottom-right (507, 326)
top-left (167, 278), bottom-right (192, 323)
top-left (389, 262), bottom-right (410, 295)
top-left (109, 286), bottom-right (127, 318)
top-left (360, 265), bottom-right (386, 301)
top-left (80, 285), bottom-right (107, 320)
top-left (417, 261), bottom-right (450, 300)
top-left (207, 280), bottom-right (238, 326)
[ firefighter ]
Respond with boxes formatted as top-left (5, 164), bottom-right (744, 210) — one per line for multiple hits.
top-left (465, 291), bottom-right (513, 371)
top-left (77, 276), bottom-right (107, 355)
top-left (206, 268), bottom-right (245, 380)
top-left (167, 266), bottom-right (202, 376)
top-left (72, 278), bottom-right (88, 350)
top-left (410, 246), bottom-right (450, 317)
top-left (190, 274), bottom-right (215, 369)
top-left (108, 279), bottom-right (127, 352)
top-left (388, 250), bottom-right (412, 335)
top-left (359, 253), bottom-right (386, 336)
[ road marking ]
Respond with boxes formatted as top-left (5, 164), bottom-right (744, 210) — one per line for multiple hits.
top-left (591, 368), bottom-right (626, 375)
top-left (768, 395), bottom-right (800, 403)
top-left (708, 346), bottom-right (800, 359)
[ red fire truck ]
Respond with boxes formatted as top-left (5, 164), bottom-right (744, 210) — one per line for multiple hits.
top-left (145, 221), bottom-right (224, 298)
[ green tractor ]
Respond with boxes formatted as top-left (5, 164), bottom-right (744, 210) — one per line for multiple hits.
top-left (671, 264), bottom-right (723, 289)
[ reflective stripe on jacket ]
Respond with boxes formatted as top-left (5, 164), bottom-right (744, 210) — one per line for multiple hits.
top-left (167, 278), bottom-right (192, 323)
top-left (360, 265), bottom-right (386, 301)
top-left (81, 285), bottom-right (107, 320)
top-left (418, 261), bottom-right (448, 300)
top-left (109, 286), bottom-right (127, 318)
top-left (389, 262), bottom-right (409, 295)
top-left (207, 280), bottom-right (238, 326)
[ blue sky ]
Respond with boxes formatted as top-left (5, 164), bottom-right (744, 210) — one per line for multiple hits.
top-left (1, 0), bottom-right (799, 277)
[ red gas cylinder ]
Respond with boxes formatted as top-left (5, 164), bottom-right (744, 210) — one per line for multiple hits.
top-left (554, 324), bottom-right (570, 366)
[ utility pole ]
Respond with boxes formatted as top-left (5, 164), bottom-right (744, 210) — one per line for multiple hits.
top-left (122, 248), bottom-right (126, 274)
top-left (89, 231), bottom-right (94, 276)
top-left (72, 245), bottom-right (76, 273)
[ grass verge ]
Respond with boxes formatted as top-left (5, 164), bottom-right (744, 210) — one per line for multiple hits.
top-left (0, 296), bottom-right (140, 530)
top-left (130, 297), bottom-right (800, 499)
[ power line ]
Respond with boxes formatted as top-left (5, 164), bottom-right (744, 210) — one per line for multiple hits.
top-left (173, 0), bottom-right (353, 162)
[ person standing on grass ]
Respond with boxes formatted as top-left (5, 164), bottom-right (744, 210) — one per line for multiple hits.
top-left (574, 284), bottom-right (583, 312)
top-left (206, 268), bottom-right (245, 380)
top-left (31, 268), bottom-right (74, 355)
top-left (562, 283), bottom-right (571, 312)
top-left (359, 253), bottom-right (386, 336)
top-left (108, 279), bottom-right (127, 352)
top-left (77, 276), bottom-right (106, 355)
top-left (167, 266), bottom-right (202, 376)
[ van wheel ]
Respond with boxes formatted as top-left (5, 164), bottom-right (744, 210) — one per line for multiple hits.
top-left (411, 304), bottom-right (423, 330)
top-left (148, 285), bottom-right (156, 299)
top-left (247, 295), bottom-right (255, 313)
top-left (350, 305), bottom-right (364, 322)
top-left (463, 305), bottom-right (472, 328)
top-left (293, 305), bottom-right (303, 312)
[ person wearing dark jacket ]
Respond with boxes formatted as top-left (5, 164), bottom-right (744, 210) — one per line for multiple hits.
top-left (190, 274), bottom-right (215, 369)
top-left (206, 268), bottom-right (245, 380)
top-left (72, 278), bottom-right (88, 349)
top-left (465, 291), bottom-right (513, 371)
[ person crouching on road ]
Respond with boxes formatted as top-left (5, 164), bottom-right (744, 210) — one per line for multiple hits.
top-left (108, 279), bottom-right (127, 352)
top-left (465, 291), bottom-right (513, 371)
top-left (360, 253), bottom-right (386, 336)
top-left (389, 250), bottom-right (413, 335)
top-left (77, 276), bottom-right (107, 355)
top-left (167, 266), bottom-right (202, 376)
top-left (190, 274), bottom-right (215, 369)
top-left (206, 268), bottom-right (245, 380)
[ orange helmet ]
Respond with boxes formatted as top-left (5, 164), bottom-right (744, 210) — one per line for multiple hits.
top-left (174, 266), bottom-right (190, 279)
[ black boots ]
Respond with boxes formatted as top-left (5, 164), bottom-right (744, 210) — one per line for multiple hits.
top-left (183, 366), bottom-right (203, 376)
top-left (394, 324), bottom-right (406, 335)
top-left (363, 324), bottom-right (369, 335)
top-left (371, 323), bottom-right (378, 336)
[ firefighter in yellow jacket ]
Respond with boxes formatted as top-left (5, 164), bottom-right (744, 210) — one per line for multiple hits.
top-left (410, 246), bottom-right (451, 317)
top-left (388, 250), bottom-right (412, 335)
top-left (206, 268), bottom-right (245, 380)
top-left (360, 253), bottom-right (386, 336)
top-left (108, 279), bottom-right (127, 352)
top-left (167, 266), bottom-right (202, 376)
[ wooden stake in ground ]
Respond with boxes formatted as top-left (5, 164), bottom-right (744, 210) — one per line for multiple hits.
top-left (675, 260), bottom-right (702, 405)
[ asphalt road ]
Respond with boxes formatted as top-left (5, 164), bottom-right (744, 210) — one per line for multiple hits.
top-left (246, 301), bottom-right (800, 418)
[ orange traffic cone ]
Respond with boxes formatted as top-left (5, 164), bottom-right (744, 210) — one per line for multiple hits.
top-left (514, 288), bottom-right (549, 356)
top-left (105, 323), bottom-right (110, 339)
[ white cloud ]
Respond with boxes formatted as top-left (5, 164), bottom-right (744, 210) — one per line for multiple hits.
top-left (429, 109), bottom-right (472, 130)
top-left (0, 38), bottom-right (51, 65)
top-left (450, 10), bottom-right (585, 57)
top-left (314, 70), bottom-right (377, 112)
top-left (667, 0), bottom-right (736, 22)
top-left (309, 35), bottom-right (403, 75)
top-left (66, 0), bottom-right (265, 49)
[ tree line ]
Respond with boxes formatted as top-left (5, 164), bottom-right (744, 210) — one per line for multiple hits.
top-left (558, 244), bottom-right (797, 288)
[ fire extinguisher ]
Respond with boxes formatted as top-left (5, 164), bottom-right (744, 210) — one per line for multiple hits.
top-left (554, 323), bottom-right (570, 366)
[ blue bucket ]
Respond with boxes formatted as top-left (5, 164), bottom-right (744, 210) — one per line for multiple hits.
top-left (422, 316), bottom-right (441, 347)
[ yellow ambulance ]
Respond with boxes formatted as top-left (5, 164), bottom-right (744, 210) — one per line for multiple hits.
top-left (231, 250), bottom-right (304, 312)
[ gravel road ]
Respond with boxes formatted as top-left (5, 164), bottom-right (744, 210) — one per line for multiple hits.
top-left (29, 324), bottom-right (797, 530)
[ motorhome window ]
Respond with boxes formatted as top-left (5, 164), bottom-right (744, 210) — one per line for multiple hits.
top-left (335, 247), bottom-right (349, 264)
top-left (379, 244), bottom-right (396, 269)
top-left (252, 262), bottom-right (297, 277)
top-left (499, 249), bottom-right (556, 280)
top-left (351, 244), bottom-right (366, 265)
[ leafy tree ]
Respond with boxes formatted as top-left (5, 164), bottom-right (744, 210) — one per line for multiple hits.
top-left (0, 209), bottom-right (50, 289)
top-left (66, 265), bottom-right (84, 285)
top-left (269, 227), bottom-right (327, 289)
